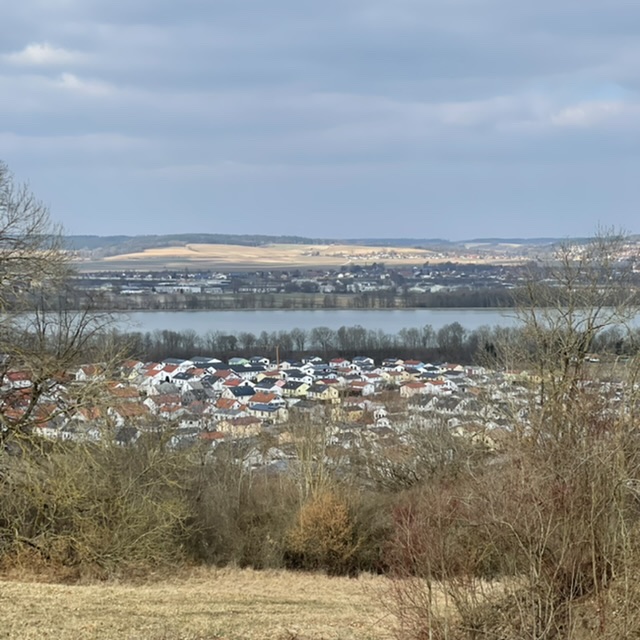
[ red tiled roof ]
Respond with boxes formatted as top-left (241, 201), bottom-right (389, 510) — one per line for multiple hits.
top-left (6, 371), bottom-right (31, 382)
top-left (251, 392), bottom-right (277, 404)
top-left (403, 382), bottom-right (426, 389)
top-left (216, 398), bottom-right (238, 410)
top-left (113, 403), bottom-right (150, 418)
top-left (162, 364), bottom-right (179, 374)
top-left (151, 394), bottom-right (181, 405)
top-left (200, 431), bottom-right (225, 441)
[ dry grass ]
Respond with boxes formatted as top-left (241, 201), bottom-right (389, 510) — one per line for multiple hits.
top-left (101, 243), bottom-right (434, 268)
top-left (0, 568), bottom-right (393, 640)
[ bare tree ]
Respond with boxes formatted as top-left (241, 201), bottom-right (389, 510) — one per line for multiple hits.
top-left (387, 231), bottom-right (640, 639)
top-left (511, 229), bottom-right (637, 414)
top-left (0, 162), bottom-right (119, 445)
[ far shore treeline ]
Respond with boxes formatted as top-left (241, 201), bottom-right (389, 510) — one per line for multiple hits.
top-left (53, 288), bottom-right (519, 311)
top-left (21, 285), bottom-right (640, 314)
top-left (112, 321), bottom-right (638, 365)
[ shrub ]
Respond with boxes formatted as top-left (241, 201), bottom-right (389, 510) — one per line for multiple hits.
top-left (285, 490), bottom-right (359, 575)
top-left (0, 438), bottom-right (189, 578)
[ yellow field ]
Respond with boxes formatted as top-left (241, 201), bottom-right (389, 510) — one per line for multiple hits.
top-left (101, 243), bottom-right (434, 268)
top-left (0, 568), bottom-right (394, 640)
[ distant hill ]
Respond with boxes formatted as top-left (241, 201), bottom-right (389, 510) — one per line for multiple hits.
top-left (464, 237), bottom-right (560, 245)
top-left (65, 233), bottom-right (570, 254)
top-left (346, 238), bottom-right (453, 247)
top-left (65, 234), bottom-right (329, 257)
top-left (65, 233), bottom-right (629, 263)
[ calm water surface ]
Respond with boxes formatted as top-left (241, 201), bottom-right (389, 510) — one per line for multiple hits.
top-left (118, 309), bottom-right (518, 334)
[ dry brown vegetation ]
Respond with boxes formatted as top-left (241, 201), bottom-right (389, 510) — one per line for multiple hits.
top-left (5, 163), bottom-right (640, 640)
top-left (384, 231), bottom-right (640, 640)
top-left (100, 243), bottom-right (436, 269)
top-left (0, 568), bottom-right (391, 640)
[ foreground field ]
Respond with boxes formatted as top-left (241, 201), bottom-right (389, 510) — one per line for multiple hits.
top-left (0, 569), bottom-right (393, 640)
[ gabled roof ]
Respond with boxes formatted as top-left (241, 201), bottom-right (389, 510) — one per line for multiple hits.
top-left (159, 404), bottom-right (186, 415)
top-left (250, 403), bottom-right (280, 413)
top-left (161, 364), bottom-right (179, 374)
top-left (229, 364), bottom-right (266, 374)
top-left (230, 386), bottom-right (255, 397)
top-left (216, 397), bottom-right (239, 410)
top-left (254, 379), bottom-right (279, 389)
top-left (284, 380), bottom-right (305, 390)
top-left (154, 382), bottom-right (180, 394)
top-left (284, 368), bottom-right (306, 377)
top-left (121, 359), bottom-right (144, 370)
top-left (212, 370), bottom-right (234, 379)
top-left (191, 356), bottom-right (219, 365)
top-left (200, 431), bottom-right (225, 442)
top-left (112, 403), bottom-right (150, 418)
top-left (402, 382), bottom-right (427, 389)
top-left (108, 386), bottom-right (140, 400)
top-left (78, 365), bottom-right (101, 377)
top-left (309, 383), bottom-right (335, 394)
top-left (261, 370), bottom-right (282, 378)
top-left (6, 371), bottom-right (31, 382)
top-left (150, 393), bottom-right (181, 405)
top-left (250, 392), bottom-right (278, 404)
top-left (162, 358), bottom-right (187, 366)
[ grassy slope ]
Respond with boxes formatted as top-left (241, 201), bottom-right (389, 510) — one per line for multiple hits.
top-left (0, 568), bottom-right (393, 640)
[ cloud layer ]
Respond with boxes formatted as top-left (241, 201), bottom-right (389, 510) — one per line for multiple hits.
top-left (2, 0), bottom-right (639, 238)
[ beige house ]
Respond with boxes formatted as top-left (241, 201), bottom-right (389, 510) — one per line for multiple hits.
top-left (307, 384), bottom-right (340, 404)
top-left (282, 381), bottom-right (310, 398)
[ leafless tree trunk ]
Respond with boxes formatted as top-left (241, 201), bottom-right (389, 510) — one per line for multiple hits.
top-left (0, 162), bottom-right (121, 445)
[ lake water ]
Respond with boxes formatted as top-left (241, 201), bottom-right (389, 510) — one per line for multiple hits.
top-left (118, 309), bottom-right (519, 335)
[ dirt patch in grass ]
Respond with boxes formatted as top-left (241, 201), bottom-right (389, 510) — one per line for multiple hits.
top-left (0, 568), bottom-right (393, 640)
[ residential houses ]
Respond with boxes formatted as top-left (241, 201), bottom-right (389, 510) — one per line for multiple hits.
top-left (5, 345), bottom-right (546, 474)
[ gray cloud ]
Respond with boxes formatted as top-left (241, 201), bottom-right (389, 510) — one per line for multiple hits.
top-left (1, 0), bottom-right (639, 238)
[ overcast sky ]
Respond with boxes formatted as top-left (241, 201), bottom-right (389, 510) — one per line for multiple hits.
top-left (2, 0), bottom-right (640, 239)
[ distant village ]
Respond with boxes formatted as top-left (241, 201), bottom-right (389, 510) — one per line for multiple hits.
top-left (73, 262), bottom-right (523, 297)
top-left (4, 350), bottom-right (547, 470)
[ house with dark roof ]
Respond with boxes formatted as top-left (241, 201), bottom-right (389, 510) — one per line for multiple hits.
top-left (247, 403), bottom-right (289, 422)
top-left (307, 384), bottom-right (340, 404)
top-left (223, 386), bottom-right (256, 402)
top-left (283, 369), bottom-right (314, 385)
top-left (254, 378), bottom-right (284, 394)
top-left (282, 381), bottom-right (310, 398)
top-left (229, 364), bottom-right (266, 380)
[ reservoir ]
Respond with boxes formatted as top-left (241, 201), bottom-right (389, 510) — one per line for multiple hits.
top-left (118, 308), bottom-right (518, 335)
